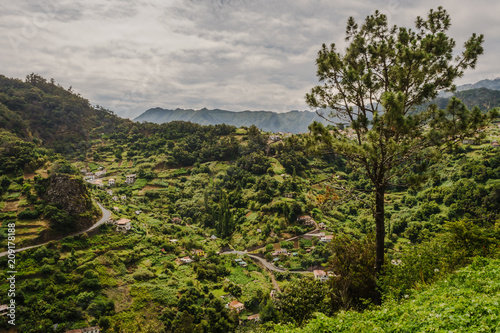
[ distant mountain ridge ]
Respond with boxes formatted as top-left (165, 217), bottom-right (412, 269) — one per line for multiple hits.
top-left (457, 78), bottom-right (500, 92)
top-left (134, 107), bottom-right (333, 134)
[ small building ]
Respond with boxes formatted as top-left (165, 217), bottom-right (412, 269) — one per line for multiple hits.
top-left (125, 174), bottom-right (137, 184)
top-left (297, 215), bottom-right (315, 226)
top-left (180, 256), bottom-right (192, 264)
top-left (272, 248), bottom-right (288, 256)
top-left (112, 196), bottom-right (119, 202)
top-left (106, 189), bottom-right (113, 196)
top-left (210, 234), bottom-right (217, 240)
top-left (193, 249), bottom-right (205, 257)
top-left (320, 235), bottom-right (334, 243)
top-left (283, 193), bottom-right (294, 198)
top-left (313, 269), bottom-right (329, 282)
top-left (227, 300), bottom-right (245, 313)
top-left (237, 261), bottom-right (247, 267)
top-left (108, 178), bottom-right (115, 186)
top-left (65, 327), bottom-right (100, 333)
top-left (120, 195), bottom-right (127, 201)
top-left (135, 210), bottom-right (142, 215)
top-left (462, 139), bottom-right (476, 145)
top-left (318, 222), bottom-right (326, 229)
top-left (91, 179), bottom-right (103, 188)
top-left (269, 135), bottom-right (280, 142)
top-left (80, 169), bottom-right (87, 174)
top-left (95, 170), bottom-right (107, 178)
top-left (115, 218), bottom-right (131, 232)
top-left (492, 140), bottom-right (499, 148)
top-left (170, 239), bottom-right (178, 243)
top-left (247, 314), bottom-right (260, 322)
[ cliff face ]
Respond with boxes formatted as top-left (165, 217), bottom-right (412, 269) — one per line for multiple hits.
top-left (44, 174), bottom-right (98, 229)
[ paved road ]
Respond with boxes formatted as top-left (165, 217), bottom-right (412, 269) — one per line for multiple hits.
top-left (0, 202), bottom-right (111, 257)
top-left (220, 250), bottom-right (308, 274)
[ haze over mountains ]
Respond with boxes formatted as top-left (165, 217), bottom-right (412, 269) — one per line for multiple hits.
top-left (134, 108), bottom-right (333, 134)
top-left (134, 78), bottom-right (500, 133)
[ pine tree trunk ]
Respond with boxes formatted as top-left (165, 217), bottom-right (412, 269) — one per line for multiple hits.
top-left (374, 183), bottom-right (386, 305)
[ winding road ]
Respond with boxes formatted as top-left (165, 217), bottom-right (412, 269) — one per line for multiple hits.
top-left (220, 250), bottom-right (309, 274)
top-left (0, 202), bottom-right (111, 257)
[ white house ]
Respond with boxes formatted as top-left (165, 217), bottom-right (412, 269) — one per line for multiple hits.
top-left (125, 174), bottom-right (137, 184)
top-left (115, 218), bottom-right (132, 232)
top-left (313, 269), bottom-right (329, 282)
top-left (108, 178), bottom-right (115, 186)
top-left (320, 235), bottom-right (334, 243)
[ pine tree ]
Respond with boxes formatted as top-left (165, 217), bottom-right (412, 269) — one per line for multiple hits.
top-left (306, 7), bottom-right (497, 303)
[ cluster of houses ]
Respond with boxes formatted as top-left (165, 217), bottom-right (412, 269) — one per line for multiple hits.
top-left (81, 167), bottom-right (136, 188)
top-left (106, 217), bottom-right (132, 232)
top-left (178, 249), bottom-right (205, 264)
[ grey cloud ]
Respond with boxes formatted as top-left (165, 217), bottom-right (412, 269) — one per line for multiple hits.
top-left (1, 0), bottom-right (498, 119)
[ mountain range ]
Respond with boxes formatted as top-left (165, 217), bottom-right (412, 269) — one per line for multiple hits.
top-left (135, 78), bottom-right (500, 133)
top-left (134, 108), bottom-right (334, 134)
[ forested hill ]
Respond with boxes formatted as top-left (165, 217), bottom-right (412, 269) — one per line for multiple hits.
top-left (134, 107), bottom-right (332, 134)
top-left (0, 74), bottom-right (127, 154)
top-left (413, 87), bottom-right (500, 114)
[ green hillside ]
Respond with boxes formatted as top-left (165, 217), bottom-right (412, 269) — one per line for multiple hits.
top-left (0, 74), bottom-right (499, 332)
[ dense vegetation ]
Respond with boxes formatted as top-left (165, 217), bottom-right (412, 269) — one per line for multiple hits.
top-left (0, 68), bottom-right (499, 332)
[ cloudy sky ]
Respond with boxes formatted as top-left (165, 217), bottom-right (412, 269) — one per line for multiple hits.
top-left (1, 0), bottom-right (499, 119)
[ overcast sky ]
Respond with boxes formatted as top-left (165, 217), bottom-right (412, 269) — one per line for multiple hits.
top-left (1, 0), bottom-right (499, 119)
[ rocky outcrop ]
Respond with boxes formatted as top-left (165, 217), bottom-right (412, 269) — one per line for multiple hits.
top-left (44, 174), bottom-right (99, 229)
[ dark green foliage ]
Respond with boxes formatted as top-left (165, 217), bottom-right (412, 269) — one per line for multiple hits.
top-left (277, 278), bottom-right (329, 326)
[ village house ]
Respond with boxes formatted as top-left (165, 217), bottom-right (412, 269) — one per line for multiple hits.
top-left (492, 140), bottom-right (499, 148)
top-left (180, 256), bottom-right (192, 264)
top-left (80, 168), bottom-right (87, 174)
top-left (226, 300), bottom-right (245, 313)
top-left (125, 174), bottom-right (137, 184)
top-left (269, 135), bottom-right (280, 142)
top-left (120, 195), bottom-right (127, 201)
top-left (320, 235), bottom-right (334, 243)
top-left (65, 327), bottom-right (100, 333)
top-left (318, 222), bottom-right (326, 229)
top-left (193, 249), bottom-right (205, 257)
top-left (247, 314), bottom-right (260, 322)
top-left (108, 178), bottom-right (115, 186)
top-left (297, 215), bottom-right (315, 226)
top-left (106, 189), bottom-right (113, 196)
top-left (283, 193), bottom-right (294, 198)
top-left (234, 259), bottom-right (247, 267)
top-left (91, 179), bottom-right (103, 188)
top-left (135, 210), bottom-right (142, 215)
top-left (272, 248), bottom-right (288, 256)
top-left (313, 269), bottom-right (329, 282)
top-left (462, 139), bottom-right (476, 145)
top-left (112, 196), bottom-right (119, 202)
top-left (94, 170), bottom-right (107, 178)
top-left (113, 206), bottom-right (120, 212)
top-left (115, 218), bottom-right (132, 232)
